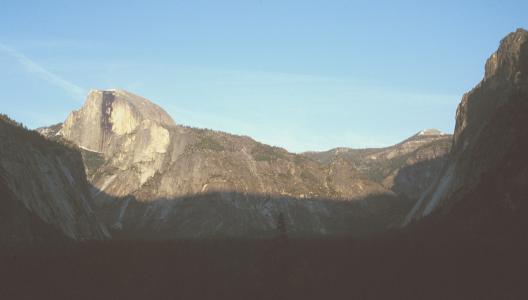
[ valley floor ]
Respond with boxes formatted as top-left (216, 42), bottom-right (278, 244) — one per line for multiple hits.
top-left (1, 228), bottom-right (527, 300)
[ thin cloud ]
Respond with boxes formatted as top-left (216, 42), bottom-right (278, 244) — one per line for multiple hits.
top-left (0, 43), bottom-right (85, 99)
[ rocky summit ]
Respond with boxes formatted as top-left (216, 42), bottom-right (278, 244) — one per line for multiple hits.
top-left (36, 89), bottom-right (451, 238)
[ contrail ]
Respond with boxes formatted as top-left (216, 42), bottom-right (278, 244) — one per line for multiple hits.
top-left (0, 43), bottom-right (85, 99)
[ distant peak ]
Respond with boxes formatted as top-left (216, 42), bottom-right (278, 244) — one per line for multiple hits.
top-left (417, 129), bottom-right (443, 136)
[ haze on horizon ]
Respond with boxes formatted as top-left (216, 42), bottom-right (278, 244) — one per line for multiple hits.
top-left (1, 0), bottom-right (527, 152)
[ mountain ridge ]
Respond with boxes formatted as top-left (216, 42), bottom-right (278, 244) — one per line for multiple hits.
top-left (36, 88), bottom-right (451, 238)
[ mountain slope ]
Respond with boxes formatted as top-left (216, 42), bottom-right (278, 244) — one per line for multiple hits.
top-left (38, 89), bottom-right (450, 238)
top-left (0, 176), bottom-right (66, 246)
top-left (0, 115), bottom-right (109, 241)
top-left (404, 28), bottom-right (528, 225)
top-left (49, 90), bottom-right (388, 202)
top-left (303, 129), bottom-right (452, 200)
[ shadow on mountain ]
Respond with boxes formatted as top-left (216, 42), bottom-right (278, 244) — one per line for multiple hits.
top-left (2, 172), bottom-right (528, 300)
top-left (92, 187), bottom-right (414, 240)
top-left (2, 113), bottom-right (528, 299)
top-left (2, 116), bottom-right (527, 299)
top-left (0, 177), bottom-right (71, 250)
top-left (391, 155), bottom-right (450, 200)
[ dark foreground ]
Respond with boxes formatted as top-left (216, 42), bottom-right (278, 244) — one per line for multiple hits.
top-left (1, 223), bottom-right (527, 300)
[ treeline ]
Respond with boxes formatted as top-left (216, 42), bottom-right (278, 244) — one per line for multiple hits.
top-left (0, 114), bottom-right (78, 153)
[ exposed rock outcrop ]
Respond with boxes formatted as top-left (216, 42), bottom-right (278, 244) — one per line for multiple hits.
top-left (56, 89), bottom-right (176, 194)
top-left (60, 89), bottom-right (175, 155)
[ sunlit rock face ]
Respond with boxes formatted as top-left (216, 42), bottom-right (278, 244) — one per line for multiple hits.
top-left (404, 28), bottom-right (528, 225)
top-left (0, 116), bottom-right (109, 241)
top-left (59, 89), bottom-right (175, 195)
top-left (61, 89), bottom-right (174, 155)
top-left (41, 88), bottom-right (450, 238)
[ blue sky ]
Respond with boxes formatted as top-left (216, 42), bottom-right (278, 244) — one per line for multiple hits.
top-left (1, 0), bottom-right (527, 152)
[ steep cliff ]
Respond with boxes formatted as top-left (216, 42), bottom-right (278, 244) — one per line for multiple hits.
top-left (0, 115), bottom-right (109, 241)
top-left (404, 28), bottom-right (528, 225)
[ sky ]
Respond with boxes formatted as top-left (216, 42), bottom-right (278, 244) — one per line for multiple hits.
top-left (1, 0), bottom-right (527, 152)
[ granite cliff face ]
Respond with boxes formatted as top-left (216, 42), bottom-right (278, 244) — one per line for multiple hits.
top-left (39, 89), bottom-right (450, 238)
top-left (61, 89), bottom-right (174, 154)
top-left (0, 115), bottom-right (109, 242)
top-left (59, 89), bottom-right (175, 192)
top-left (404, 28), bottom-right (528, 225)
